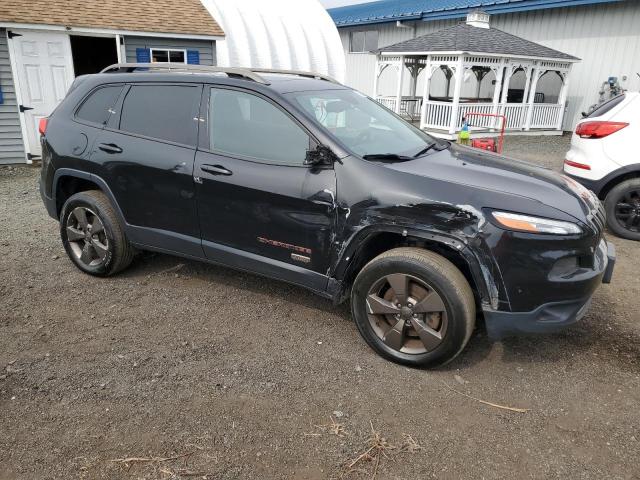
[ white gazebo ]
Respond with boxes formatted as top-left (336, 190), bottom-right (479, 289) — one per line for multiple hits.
top-left (374, 11), bottom-right (580, 138)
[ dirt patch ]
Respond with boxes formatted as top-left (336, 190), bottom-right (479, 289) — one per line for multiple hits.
top-left (1, 136), bottom-right (639, 479)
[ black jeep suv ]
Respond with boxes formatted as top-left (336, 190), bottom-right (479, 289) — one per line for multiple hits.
top-left (40, 63), bottom-right (615, 367)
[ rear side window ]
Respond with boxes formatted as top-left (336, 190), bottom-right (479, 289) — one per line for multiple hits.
top-left (208, 88), bottom-right (309, 165)
top-left (76, 86), bottom-right (123, 125)
top-left (119, 85), bottom-right (200, 146)
top-left (586, 94), bottom-right (626, 118)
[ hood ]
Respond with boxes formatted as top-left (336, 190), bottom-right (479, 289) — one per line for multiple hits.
top-left (380, 143), bottom-right (593, 221)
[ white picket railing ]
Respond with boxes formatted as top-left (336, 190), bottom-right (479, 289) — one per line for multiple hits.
top-left (456, 103), bottom-right (495, 129)
top-left (423, 101), bottom-right (453, 129)
top-left (375, 96), bottom-right (422, 120)
top-left (377, 97), bottom-right (397, 111)
top-left (501, 104), bottom-right (528, 130)
top-left (530, 104), bottom-right (563, 128)
top-left (378, 98), bottom-right (564, 132)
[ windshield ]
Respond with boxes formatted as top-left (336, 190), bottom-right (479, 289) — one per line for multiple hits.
top-left (285, 89), bottom-right (435, 158)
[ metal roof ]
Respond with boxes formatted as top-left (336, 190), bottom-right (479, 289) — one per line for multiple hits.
top-left (380, 22), bottom-right (580, 60)
top-left (328, 0), bottom-right (625, 26)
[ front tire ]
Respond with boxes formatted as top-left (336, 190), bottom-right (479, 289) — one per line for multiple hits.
top-left (60, 190), bottom-right (135, 276)
top-left (604, 178), bottom-right (640, 241)
top-left (351, 248), bottom-right (475, 368)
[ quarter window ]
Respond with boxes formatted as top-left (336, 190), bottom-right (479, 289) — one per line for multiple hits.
top-left (75, 85), bottom-right (123, 125)
top-left (208, 88), bottom-right (310, 165)
top-left (150, 48), bottom-right (186, 63)
top-left (119, 85), bottom-right (200, 145)
top-left (350, 30), bottom-right (378, 53)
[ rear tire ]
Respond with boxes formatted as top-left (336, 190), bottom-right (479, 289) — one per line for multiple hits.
top-left (351, 247), bottom-right (475, 368)
top-left (604, 178), bottom-right (640, 241)
top-left (60, 190), bottom-right (135, 276)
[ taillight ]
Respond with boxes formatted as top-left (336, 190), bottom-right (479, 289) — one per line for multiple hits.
top-left (575, 121), bottom-right (628, 139)
top-left (564, 159), bottom-right (591, 170)
top-left (38, 117), bottom-right (48, 136)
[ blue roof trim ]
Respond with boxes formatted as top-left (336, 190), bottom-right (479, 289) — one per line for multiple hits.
top-left (328, 0), bottom-right (624, 27)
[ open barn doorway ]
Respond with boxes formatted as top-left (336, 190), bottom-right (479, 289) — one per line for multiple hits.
top-left (70, 35), bottom-right (119, 76)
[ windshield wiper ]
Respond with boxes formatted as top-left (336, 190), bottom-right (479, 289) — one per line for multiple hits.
top-left (362, 153), bottom-right (412, 161)
top-left (413, 141), bottom-right (449, 158)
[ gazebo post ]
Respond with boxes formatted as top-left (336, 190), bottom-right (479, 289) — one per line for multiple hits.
top-left (420, 56), bottom-right (432, 129)
top-left (449, 55), bottom-right (464, 135)
top-left (499, 63), bottom-right (513, 113)
top-left (373, 56), bottom-right (380, 101)
top-left (524, 66), bottom-right (541, 131)
top-left (491, 60), bottom-right (506, 129)
top-left (556, 65), bottom-right (572, 130)
top-left (395, 55), bottom-right (405, 114)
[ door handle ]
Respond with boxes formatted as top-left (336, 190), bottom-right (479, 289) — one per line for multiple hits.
top-left (201, 164), bottom-right (232, 176)
top-left (98, 143), bottom-right (123, 154)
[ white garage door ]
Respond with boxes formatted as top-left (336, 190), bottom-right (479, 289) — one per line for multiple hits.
top-left (9, 30), bottom-right (75, 157)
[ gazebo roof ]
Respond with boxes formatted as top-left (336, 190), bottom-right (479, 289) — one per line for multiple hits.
top-left (379, 23), bottom-right (579, 61)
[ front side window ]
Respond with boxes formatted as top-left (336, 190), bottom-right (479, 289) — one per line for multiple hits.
top-left (288, 89), bottom-right (433, 158)
top-left (208, 88), bottom-right (310, 165)
top-left (75, 85), bottom-right (123, 125)
top-left (350, 30), bottom-right (378, 53)
top-left (150, 48), bottom-right (186, 64)
top-left (119, 85), bottom-right (200, 145)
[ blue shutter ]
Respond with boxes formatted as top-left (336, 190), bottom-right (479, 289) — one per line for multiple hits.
top-left (0, 86), bottom-right (4, 105)
top-left (186, 50), bottom-right (200, 65)
top-left (136, 48), bottom-right (151, 63)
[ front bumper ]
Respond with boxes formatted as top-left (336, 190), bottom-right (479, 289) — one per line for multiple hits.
top-left (484, 239), bottom-right (615, 339)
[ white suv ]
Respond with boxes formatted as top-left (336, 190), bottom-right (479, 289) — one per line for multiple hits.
top-left (564, 92), bottom-right (640, 240)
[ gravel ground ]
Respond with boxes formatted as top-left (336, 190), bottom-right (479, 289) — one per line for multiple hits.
top-left (1, 134), bottom-right (639, 479)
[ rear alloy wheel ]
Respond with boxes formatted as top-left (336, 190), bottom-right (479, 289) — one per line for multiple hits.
top-left (605, 178), bottom-right (640, 241)
top-left (60, 190), bottom-right (135, 276)
top-left (66, 207), bottom-right (110, 267)
top-left (351, 248), bottom-right (475, 367)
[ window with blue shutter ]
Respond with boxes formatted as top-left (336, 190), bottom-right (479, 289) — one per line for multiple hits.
top-left (187, 50), bottom-right (200, 65)
top-left (136, 48), bottom-right (151, 63)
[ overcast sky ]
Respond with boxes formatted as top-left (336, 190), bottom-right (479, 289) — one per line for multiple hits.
top-left (319, 0), bottom-right (377, 8)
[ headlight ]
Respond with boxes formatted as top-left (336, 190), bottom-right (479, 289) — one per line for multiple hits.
top-left (492, 211), bottom-right (582, 235)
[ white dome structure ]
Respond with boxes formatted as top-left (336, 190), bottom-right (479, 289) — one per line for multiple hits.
top-left (200, 0), bottom-right (346, 83)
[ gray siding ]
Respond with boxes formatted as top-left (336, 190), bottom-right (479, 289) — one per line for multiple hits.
top-left (0, 29), bottom-right (26, 164)
top-left (123, 36), bottom-right (216, 66)
top-left (338, 1), bottom-right (640, 130)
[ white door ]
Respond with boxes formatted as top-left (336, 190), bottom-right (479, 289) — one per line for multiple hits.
top-left (9, 30), bottom-right (75, 157)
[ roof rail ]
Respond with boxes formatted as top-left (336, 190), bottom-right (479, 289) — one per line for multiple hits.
top-left (100, 63), bottom-right (270, 84)
top-left (99, 63), bottom-right (340, 85)
top-left (250, 68), bottom-right (339, 84)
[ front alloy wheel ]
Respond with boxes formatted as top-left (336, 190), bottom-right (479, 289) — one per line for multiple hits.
top-left (352, 247), bottom-right (476, 368)
top-left (366, 274), bottom-right (448, 354)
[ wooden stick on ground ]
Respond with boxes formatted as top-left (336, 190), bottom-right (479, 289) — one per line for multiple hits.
top-left (441, 381), bottom-right (529, 413)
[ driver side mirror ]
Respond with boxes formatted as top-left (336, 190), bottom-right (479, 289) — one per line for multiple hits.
top-left (305, 144), bottom-right (337, 166)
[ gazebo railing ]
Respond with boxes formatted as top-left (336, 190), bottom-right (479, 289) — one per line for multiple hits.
top-left (530, 104), bottom-right (563, 128)
top-left (423, 101), bottom-right (453, 129)
top-left (501, 104), bottom-right (528, 130)
top-left (418, 100), bottom-right (563, 132)
top-left (376, 96), bottom-right (422, 120)
top-left (456, 103), bottom-right (495, 128)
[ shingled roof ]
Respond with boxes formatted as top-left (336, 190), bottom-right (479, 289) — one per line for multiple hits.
top-left (0, 0), bottom-right (224, 37)
top-left (380, 23), bottom-right (579, 61)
